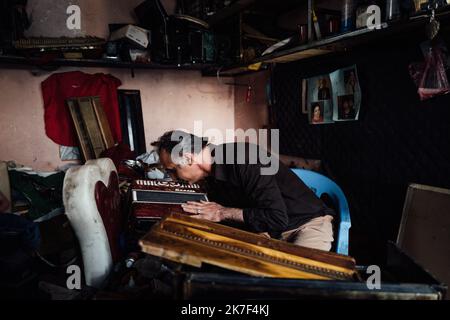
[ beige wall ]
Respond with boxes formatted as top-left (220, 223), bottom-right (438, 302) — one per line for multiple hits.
top-left (0, 67), bottom-right (234, 171)
top-left (25, 0), bottom-right (177, 38)
top-left (234, 71), bottom-right (270, 142)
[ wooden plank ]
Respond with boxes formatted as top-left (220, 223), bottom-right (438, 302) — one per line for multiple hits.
top-left (163, 213), bottom-right (355, 269)
top-left (67, 97), bottom-right (116, 161)
top-left (92, 97), bottom-right (115, 149)
top-left (397, 183), bottom-right (450, 299)
top-left (77, 98), bottom-right (106, 158)
top-left (67, 99), bottom-right (95, 161)
top-left (144, 231), bottom-right (331, 279)
top-left (140, 213), bottom-right (357, 280)
top-left (166, 221), bottom-right (354, 274)
top-left (0, 161), bottom-right (12, 212)
top-left (265, 48), bottom-right (332, 63)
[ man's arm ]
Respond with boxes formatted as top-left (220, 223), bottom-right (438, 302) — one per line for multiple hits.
top-left (182, 163), bottom-right (289, 235)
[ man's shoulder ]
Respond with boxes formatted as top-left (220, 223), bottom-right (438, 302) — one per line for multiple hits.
top-left (215, 141), bottom-right (258, 149)
top-left (212, 142), bottom-right (271, 163)
top-left (213, 142), bottom-right (269, 153)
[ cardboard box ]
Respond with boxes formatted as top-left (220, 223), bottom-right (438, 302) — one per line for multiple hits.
top-left (110, 25), bottom-right (150, 49)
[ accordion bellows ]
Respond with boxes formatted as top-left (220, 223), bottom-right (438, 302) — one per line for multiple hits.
top-left (140, 213), bottom-right (357, 281)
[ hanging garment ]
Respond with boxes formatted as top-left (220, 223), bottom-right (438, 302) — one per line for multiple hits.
top-left (41, 71), bottom-right (122, 146)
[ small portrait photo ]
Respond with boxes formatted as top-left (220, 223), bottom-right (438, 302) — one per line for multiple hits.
top-left (344, 69), bottom-right (357, 94)
top-left (310, 101), bottom-right (324, 124)
top-left (338, 95), bottom-right (356, 120)
top-left (317, 77), bottom-right (331, 100)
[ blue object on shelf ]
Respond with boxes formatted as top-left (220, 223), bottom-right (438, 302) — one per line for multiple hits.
top-left (291, 168), bottom-right (351, 255)
top-left (341, 0), bottom-right (356, 32)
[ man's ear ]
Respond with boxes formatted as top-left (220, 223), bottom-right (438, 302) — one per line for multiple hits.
top-left (184, 153), bottom-right (194, 165)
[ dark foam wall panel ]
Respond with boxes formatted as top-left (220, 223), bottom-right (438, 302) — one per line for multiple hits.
top-left (270, 36), bottom-right (450, 263)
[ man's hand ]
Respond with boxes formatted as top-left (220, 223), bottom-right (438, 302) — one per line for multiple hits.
top-left (181, 201), bottom-right (245, 223)
top-left (181, 200), bottom-right (224, 222)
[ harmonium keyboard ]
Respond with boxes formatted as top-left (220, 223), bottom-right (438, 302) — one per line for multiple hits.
top-left (130, 179), bottom-right (208, 230)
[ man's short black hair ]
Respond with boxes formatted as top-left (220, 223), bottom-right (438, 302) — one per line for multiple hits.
top-left (151, 130), bottom-right (209, 156)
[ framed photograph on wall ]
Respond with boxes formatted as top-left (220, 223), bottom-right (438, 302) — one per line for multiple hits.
top-left (310, 101), bottom-right (325, 124)
top-left (304, 65), bottom-right (361, 124)
top-left (307, 74), bottom-right (334, 124)
top-left (330, 65), bottom-right (361, 122)
top-left (337, 94), bottom-right (356, 120)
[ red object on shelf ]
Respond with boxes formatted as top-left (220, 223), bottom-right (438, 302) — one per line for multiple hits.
top-left (246, 85), bottom-right (252, 103)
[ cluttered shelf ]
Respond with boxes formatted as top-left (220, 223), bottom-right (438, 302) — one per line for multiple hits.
top-left (2, 3), bottom-right (450, 77)
top-left (204, 6), bottom-right (450, 77)
top-left (206, 0), bottom-right (257, 26)
top-left (205, 0), bottom-right (304, 26)
top-left (1, 10), bottom-right (448, 76)
top-left (203, 26), bottom-right (385, 77)
top-left (0, 54), bottom-right (217, 71)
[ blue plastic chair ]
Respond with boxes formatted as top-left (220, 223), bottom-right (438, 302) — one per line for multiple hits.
top-left (291, 168), bottom-right (351, 255)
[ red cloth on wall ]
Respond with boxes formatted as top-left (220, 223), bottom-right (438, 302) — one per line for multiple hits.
top-left (41, 71), bottom-right (123, 146)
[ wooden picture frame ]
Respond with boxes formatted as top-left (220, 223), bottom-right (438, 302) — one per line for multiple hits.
top-left (67, 96), bottom-right (115, 161)
top-left (117, 90), bottom-right (147, 155)
top-left (301, 78), bottom-right (308, 114)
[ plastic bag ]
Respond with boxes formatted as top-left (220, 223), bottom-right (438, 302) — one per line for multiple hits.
top-left (409, 43), bottom-right (450, 101)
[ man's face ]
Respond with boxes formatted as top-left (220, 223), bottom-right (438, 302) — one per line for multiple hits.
top-left (159, 149), bottom-right (207, 184)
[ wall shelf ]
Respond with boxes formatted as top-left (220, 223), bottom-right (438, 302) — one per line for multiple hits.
top-left (2, 7), bottom-right (449, 78)
top-left (204, 7), bottom-right (450, 77)
top-left (206, 0), bottom-right (257, 27)
top-left (206, 0), bottom-right (309, 26)
top-left (0, 54), bottom-right (216, 72)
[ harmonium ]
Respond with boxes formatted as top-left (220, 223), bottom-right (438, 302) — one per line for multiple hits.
top-left (13, 37), bottom-right (105, 59)
top-left (139, 213), bottom-right (447, 300)
top-left (129, 179), bottom-right (207, 231)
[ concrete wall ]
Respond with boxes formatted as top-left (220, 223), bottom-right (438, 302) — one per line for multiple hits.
top-left (25, 0), bottom-right (177, 38)
top-left (0, 0), bottom-right (270, 171)
top-left (234, 71), bottom-right (269, 135)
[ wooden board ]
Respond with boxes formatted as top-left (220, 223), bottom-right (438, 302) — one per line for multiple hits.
top-left (140, 213), bottom-right (357, 281)
top-left (67, 99), bottom-right (95, 160)
top-left (67, 96), bottom-right (115, 161)
top-left (397, 183), bottom-right (450, 299)
top-left (92, 97), bottom-right (115, 150)
top-left (78, 98), bottom-right (106, 158)
top-left (0, 161), bottom-right (11, 212)
top-left (265, 48), bottom-right (332, 63)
